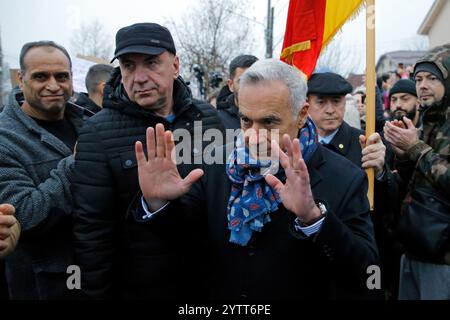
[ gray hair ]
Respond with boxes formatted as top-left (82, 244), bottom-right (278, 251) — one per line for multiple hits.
top-left (239, 58), bottom-right (308, 118)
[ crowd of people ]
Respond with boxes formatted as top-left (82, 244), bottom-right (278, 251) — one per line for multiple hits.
top-left (0, 22), bottom-right (448, 301)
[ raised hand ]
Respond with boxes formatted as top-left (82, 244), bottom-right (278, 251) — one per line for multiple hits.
top-left (384, 117), bottom-right (419, 158)
top-left (135, 123), bottom-right (204, 211)
top-left (265, 134), bottom-right (321, 223)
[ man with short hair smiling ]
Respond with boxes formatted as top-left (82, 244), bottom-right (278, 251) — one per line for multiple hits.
top-left (0, 41), bottom-right (88, 299)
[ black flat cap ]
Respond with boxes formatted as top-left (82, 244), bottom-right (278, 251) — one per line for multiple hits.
top-left (307, 72), bottom-right (353, 96)
top-left (111, 23), bottom-right (176, 62)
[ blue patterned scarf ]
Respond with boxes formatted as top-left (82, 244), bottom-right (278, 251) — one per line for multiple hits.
top-left (226, 117), bottom-right (318, 246)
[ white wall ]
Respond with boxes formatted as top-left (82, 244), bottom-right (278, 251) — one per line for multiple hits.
top-left (428, 1), bottom-right (450, 48)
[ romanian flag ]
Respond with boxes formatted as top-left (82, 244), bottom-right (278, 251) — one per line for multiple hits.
top-left (281, 0), bottom-right (364, 78)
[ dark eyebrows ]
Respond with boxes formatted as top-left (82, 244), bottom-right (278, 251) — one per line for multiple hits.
top-left (144, 55), bottom-right (159, 63)
top-left (399, 93), bottom-right (410, 99)
top-left (238, 111), bottom-right (280, 123)
top-left (31, 71), bottom-right (70, 78)
top-left (262, 115), bottom-right (281, 123)
top-left (31, 71), bottom-right (49, 78)
top-left (119, 57), bottom-right (132, 64)
top-left (238, 111), bottom-right (248, 119)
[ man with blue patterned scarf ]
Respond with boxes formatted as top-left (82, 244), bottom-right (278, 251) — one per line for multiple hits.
top-left (130, 59), bottom-right (380, 299)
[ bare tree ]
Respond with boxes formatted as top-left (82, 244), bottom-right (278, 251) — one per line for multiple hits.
top-left (71, 20), bottom-right (113, 60)
top-left (405, 35), bottom-right (429, 51)
top-left (167, 0), bottom-right (255, 97)
top-left (315, 37), bottom-right (362, 77)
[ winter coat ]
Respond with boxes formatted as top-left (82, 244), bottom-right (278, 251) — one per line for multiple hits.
top-left (72, 69), bottom-right (224, 299)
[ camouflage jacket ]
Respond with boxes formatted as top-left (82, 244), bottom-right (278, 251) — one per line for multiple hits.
top-left (401, 44), bottom-right (449, 196)
top-left (396, 44), bottom-right (450, 263)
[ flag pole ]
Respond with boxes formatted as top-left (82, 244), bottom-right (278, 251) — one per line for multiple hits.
top-left (366, 0), bottom-right (375, 210)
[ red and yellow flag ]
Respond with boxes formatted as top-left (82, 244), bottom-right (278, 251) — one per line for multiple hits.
top-left (281, 0), bottom-right (364, 78)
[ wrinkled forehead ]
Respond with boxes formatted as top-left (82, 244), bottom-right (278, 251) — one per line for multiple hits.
top-left (239, 81), bottom-right (291, 111)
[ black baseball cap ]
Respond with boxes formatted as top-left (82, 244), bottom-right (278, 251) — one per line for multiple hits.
top-left (111, 23), bottom-right (176, 62)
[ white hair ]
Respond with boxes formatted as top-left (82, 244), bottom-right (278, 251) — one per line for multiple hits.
top-left (239, 58), bottom-right (308, 118)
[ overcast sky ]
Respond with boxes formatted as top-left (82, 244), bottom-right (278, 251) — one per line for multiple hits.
top-left (0, 0), bottom-right (435, 73)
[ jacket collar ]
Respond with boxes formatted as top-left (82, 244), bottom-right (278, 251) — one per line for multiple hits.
top-left (420, 100), bottom-right (449, 124)
top-left (4, 99), bottom-right (83, 156)
top-left (327, 121), bottom-right (353, 157)
top-left (306, 144), bottom-right (326, 188)
top-left (217, 94), bottom-right (239, 116)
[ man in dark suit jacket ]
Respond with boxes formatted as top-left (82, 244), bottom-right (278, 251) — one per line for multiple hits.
top-left (307, 72), bottom-right (402, 299)
top-left (131, 59), bottom-right (380, 299)
top-left (307, 72), bottom-right (386, 168)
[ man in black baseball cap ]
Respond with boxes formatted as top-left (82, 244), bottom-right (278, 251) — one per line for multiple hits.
top-left (388, 79), bottom-right (420, 124)
top-left (72, 22), bottom-right (223, 299)
top-left (111, 23), bottom-right (176, 62)
top-left (108, 22), bottom-right (179, 115)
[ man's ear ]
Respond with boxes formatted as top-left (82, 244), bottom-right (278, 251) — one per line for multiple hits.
top-left (18, 71), bottom-right (24, 90)
top-left (227, 79), bottom-right (234, 93)
top-left (173, 55), bottom-right (180, 78)
top-left (297, 102), bottom-right (309, 128)
top-left (98, 82), bottom-right (106, 96)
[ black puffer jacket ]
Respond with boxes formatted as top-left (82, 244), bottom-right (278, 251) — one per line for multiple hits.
top-left (216, 93), bottom-right (240, 130)
top-left (71, 92), bottom-right (102, 115)
top-left (72, 68), bottom-right (224, 299)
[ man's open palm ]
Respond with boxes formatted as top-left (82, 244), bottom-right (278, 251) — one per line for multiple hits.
top-left (135, 124), bottom-right (203, 205)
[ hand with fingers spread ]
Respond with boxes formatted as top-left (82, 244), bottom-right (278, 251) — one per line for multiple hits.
top-left (264, 134), bottom-right (321, 224)
top-left (0, 203), bottom-right (21, 258)
top-left (359, 133), bottom-right (386, 175)
top-left (384, 116), bottom-right (419, 158)
top-left (135, 123), bottom-right (204, 211)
